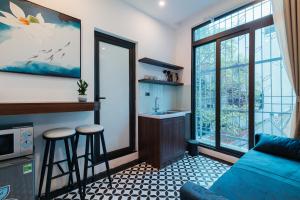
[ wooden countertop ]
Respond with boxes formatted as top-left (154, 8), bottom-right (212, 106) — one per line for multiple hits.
top-left (0, 102), bottom-right (99, 115)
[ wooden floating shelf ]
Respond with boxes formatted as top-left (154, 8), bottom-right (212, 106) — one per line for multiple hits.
top-left (139, 79), bottom-right (184, 86)
top-left (139, 57), bottom-right (184, 70)
top-left (0, 102), bottom-right (99, 116)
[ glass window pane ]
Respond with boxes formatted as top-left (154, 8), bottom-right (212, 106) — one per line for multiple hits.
top-left (195, 42), bottom-right (216, 146)
top-left (194, 0), bottom-right (272, 41)
top-left (255, 25), bottom-right (295, 137)
top-left (220, 33), bottom-right (249, 152)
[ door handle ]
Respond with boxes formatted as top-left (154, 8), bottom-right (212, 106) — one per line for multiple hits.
top-left (96, 97), bottom-right (106, 110)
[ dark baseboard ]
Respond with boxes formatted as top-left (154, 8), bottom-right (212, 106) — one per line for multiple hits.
top-left (185, 145), bottom-right (235, 166)
top-left (39, 158), bottom-right (142, 200)
top-left (199, 152), bottom-right (234, 166)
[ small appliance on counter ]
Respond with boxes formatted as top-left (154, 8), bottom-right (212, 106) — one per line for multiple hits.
top-left (0, 123), bottom-right (35, 200)
top-left (0, 123), bottom-right (34, 161)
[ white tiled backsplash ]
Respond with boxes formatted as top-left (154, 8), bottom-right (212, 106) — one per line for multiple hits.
top-left (139, 84), bottom-right (178, 114)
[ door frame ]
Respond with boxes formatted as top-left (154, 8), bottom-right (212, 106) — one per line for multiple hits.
top-left (191, 15), bottom-right (274, 157)
top-left (94, 31), bottom-right (136, 160)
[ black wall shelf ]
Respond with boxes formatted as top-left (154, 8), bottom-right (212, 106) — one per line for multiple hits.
top-left (139, 57), bottom-right (183, 70)
top-left (138, 79), bottom-right (184, 86)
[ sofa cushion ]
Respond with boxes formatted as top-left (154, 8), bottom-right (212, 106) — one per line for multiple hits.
top-left (210, 150), bottom-right (300, 200)
top-left (254, 134), bottom-right (300, 161)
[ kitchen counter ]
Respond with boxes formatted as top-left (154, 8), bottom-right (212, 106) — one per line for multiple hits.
top-left (138, 110), bottom-right (191, 119)
top-left (139, 113), bottom-right (187, 168)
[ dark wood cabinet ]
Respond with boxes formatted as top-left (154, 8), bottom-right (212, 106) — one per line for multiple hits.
top-left (139, 116), bottom-right (186, 169)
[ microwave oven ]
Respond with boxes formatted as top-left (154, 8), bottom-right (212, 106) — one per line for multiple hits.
top-left (0, 123), bottom-right (34, 161)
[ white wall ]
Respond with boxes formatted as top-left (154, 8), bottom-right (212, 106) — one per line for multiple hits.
top-left (0, 0), bottom-right (177, 192)
top-left (174, 0), bottom-right (252, 111)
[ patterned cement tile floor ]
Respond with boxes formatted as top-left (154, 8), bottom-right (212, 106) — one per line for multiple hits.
top-left (56, 154), bottom-right (229, 200)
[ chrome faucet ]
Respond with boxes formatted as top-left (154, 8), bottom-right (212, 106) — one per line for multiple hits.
top-left (153, 97), bottom-right (160, 113)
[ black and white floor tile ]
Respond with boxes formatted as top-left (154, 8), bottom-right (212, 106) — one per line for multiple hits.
top-left (56, 154), bottom-right (229, 200)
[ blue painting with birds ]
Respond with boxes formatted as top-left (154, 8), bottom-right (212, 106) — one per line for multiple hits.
top-left (0, 0), bottom-right (81, 78)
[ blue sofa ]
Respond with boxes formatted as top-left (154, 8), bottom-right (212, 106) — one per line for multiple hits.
top-left (180, 134), bottom-right (300, 200)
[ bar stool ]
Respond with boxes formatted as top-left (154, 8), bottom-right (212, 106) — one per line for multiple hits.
top-left (75, 124), bottom-right (112, 197)
top-left (38, 128), bottom-right (83, 200)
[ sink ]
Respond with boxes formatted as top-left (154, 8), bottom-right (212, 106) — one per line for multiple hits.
top-left (151, 111), bottom-right (177, 115)
top-left (139, 110), bottom-right (190, 119)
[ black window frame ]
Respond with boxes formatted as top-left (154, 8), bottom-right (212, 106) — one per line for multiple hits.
top-left (191, 0), bottom-right (274, 157)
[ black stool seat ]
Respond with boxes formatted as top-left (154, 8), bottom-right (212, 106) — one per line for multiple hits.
top-left (76, 124), bottom-right (112, 199)
top-left (38, 128), bottom-right (83, 200)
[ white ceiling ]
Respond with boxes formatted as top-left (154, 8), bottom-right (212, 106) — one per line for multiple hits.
top-left (122, 0), bottom-right (228, 27)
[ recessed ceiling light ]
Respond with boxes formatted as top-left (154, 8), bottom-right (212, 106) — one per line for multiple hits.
top-left (158, 0), bottom-right (166, 7)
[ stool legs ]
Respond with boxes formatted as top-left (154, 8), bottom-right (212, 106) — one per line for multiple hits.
top-left (64, 139), bottom-right (74, 186)
top-left (70, 136), bottom-right (83, 200)
top-left (38, 140), bottom-right (50, 198)
top-left (45, 140), bottom-right (56, 199)
top-left (100, 131), bottom-right (112, 187)
top-left (75, 134), bottom-right (79, 150)
top-left (90, 135), bottom-right (95, 180)
top-left (38, 136), bottom-right (83, 200)
top-left (83, 135), bottom-right (90, 198)
top-left (78, 128), bottom-right (113, 198)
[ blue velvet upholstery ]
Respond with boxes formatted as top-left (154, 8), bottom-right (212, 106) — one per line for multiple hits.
top-left (254, 134), bottom-right (300, 161)
top-left (210, 150), bottom-right (300, 200)
top-left (180, 134), bottom-right (300, 200)
top-left (180, 182), bottom-right (228, 200)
